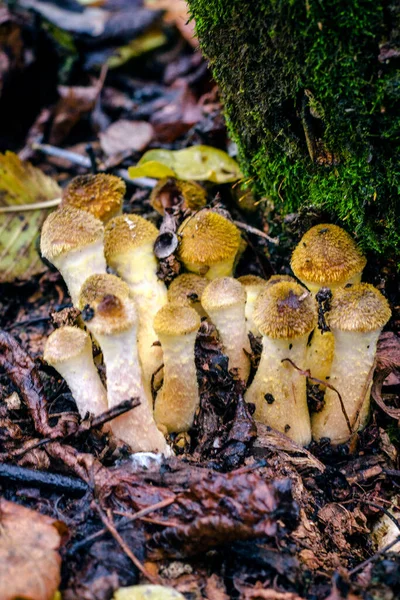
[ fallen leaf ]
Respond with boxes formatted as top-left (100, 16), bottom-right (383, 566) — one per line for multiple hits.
top-left (114, 586), bottom-right (185, 599)
top-left (0, 498), bottom-right (65, 600)
top-left (128, 145), bottom-right (242, 183)
top-left (18, 0), bottom-right (108, 35)
top-left (0, 152), bottom-right (61, 282)
top-left (100, 120), bottom-right (154, 156)
top-left (49, 84), bottom-right (100, 145)
top-left (107, 29), bottom-right (167, 69)
top-left (150, 81), bottom-right (202, 142)
top-left (145, 0), bottom-right (197, 47)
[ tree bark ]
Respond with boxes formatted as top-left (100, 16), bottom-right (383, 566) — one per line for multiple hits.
top-left (187, 0), bottom-right (400, 256)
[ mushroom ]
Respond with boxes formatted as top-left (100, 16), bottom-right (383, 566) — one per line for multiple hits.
top-left (167, 273), bottom-right (208, 318)
top-left (201, 277), bottom-right (250, 382)
top-left (177, 209), bottom-right (241, 279)
top-left (104, 215), bottom-right (168, 395)
top-left (244, 281), bottom-right (317, 446)
top-left (291, 224), bottom-right (367, 384)
top-left (41, 206), bottom-right (106, 307)
top-left (79, 273), bottom-right (167, 453)
top-left (150, 177), bottom-right (207, 215)
top-left (61, 174), bottom-right (125, 223)
top-left (311, 283), bottom-right (391, 445)
top-left (44, 326), bottom-right (108, 418)
top-left (153, 304), bottom-right (201, 433)
top-left (237, 275), bottom-right (268, 336)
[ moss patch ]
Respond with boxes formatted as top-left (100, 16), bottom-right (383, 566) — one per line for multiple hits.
top-left (188, 0), bottom-right (400, 256)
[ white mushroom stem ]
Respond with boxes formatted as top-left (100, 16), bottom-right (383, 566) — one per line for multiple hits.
top-left (154, 330), bottom-right (199, 433)
top-left (245, 334), bottom-right (312, 446)
top-left (96, 327), bottom-right (167, 453)
top-left (311, 329), bottom-right (381, 445)
top-left (209, 303), bottom-right (250, 381)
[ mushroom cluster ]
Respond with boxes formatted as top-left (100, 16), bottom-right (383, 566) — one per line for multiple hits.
top-left (40, 176), bottom-right (391, 452)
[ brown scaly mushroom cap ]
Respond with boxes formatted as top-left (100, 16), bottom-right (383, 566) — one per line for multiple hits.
top-left (265, 274), bottom-right (297, 287)
top-left (237, 274), bottom-right (267, 288)
top-left (61, 174), bottom-right (125, 223)
top-left (201, 276), bottom-right (246, 311)
top-left (327, 283), bottom-right (391, 332)
top-left (177, 210), bottom-right (241, 277)
top-left (79, 273), bottom-right (136, 335)
top-left (154, 304), bottom-right (201, 337)
top-left (291, 224), bottom-right (367, 288)
top-left (44, 326), bottom-right (89, 364)
top-left (150, 177), bottom-right (207, 215)
top-left (254, 281), bottom-right (317, 339)
top-left (104, 214), bottom-right (158, 265)
top-left (167, 273), bottom-right (208, 310)
top-left (41, 206), bottom-right (104, 263)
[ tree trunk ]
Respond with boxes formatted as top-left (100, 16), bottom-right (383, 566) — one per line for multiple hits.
top-left (187, 0), bottom-right (400, 256)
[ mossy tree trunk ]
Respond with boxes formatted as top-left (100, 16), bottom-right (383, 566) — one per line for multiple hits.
top-left (188, 0), bottom-right (400, 256)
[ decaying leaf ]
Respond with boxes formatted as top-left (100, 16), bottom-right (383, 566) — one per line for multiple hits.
top-left (114, 586), bottom-right (185, 600)
top-left (128, 145), bottom-right (242, 183)
top-left (99, 120), bottom-right (154, 156)
top-left (0, 152), bottom-right (61, 282)
top-left (0, 498), bottom-right (65, 600)
top-left (107, 29), bottom-right (167, 69)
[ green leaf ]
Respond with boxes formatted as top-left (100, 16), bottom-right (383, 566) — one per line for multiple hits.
top-left (128, 145), bottom-right (242, 183)
top-left (107, 29), bottom-right (167, 69)
top-left (0, 152), bottom-right (61, 283)
top-left (114, 585), bottom-right (185, 600)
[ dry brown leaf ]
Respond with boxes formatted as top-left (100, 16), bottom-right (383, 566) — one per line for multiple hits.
top-left (145, 0), bottom-right (197, 47)
top-left (99, 120), bottom-right (154, 156)
top-left (0, 498), bottom-right (66, 600)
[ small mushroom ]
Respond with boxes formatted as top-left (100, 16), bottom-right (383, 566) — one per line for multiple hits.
top-left (237, 275), bottom-right (268, 336)
top-left (201, 277), bottom-right (250, 382)
top-left (153, 304), bottom-right (201, 433)
top-left (167, 273), bottom-right (208, 318)
top-left (291, 224), bottom-right (367, 384)
top-left (104, 215), bottom-right (168, 396)
top-left (61, 174), bottom-right (125, 223)
top-left (245, 281), bottom-right (317, 446)
top-left (44, 326), bottom-right (107, 418)
top-left (41, 206), bottom-right (106, 306)
top-left (177, 210), bottom-right (241, 279)
top-left (79, 273), bottom-right (167, 453)
top-left (311, 283), bottom-right (391, 445)
top-left (150, 177), bottom-right (207, 215)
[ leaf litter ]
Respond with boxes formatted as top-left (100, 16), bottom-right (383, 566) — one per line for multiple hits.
top-left (0, 1), bottom-right (399, 599)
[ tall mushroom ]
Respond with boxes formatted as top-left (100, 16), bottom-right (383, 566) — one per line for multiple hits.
top-left (245, 281), bottom-right (317, 446)
top-left (291, 223), bottom-right (367, 384)
top-left (61, 174), bottom-right (125, 223)
top-left (311, 283), bottom-right (391, 445)
top-left (41, 206), bottom-right (106, 307)
top-left (104, 215), bottom-right (168, 395)
top-left (79, 273), bottom-right (167, 453)
top-left (177, 210), bottom-right (242, 279)
top-left (167, 273), bottom-right (208, 318)
top-left (201, 277), bottom-right (250, 382)
top-left (153, 304), bottom-right (201, 433)
top-left (44, 326), bottom-right (108, 418)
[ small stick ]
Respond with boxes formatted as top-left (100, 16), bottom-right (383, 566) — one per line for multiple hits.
top-left (234, 220), bottom-right (279, 245)
top-left (95, 503), bottom-right (161, 585)
top-left (0, 198), bottom-right (61, 213)
top-left (32, 143), bottom-right (92, 167)
top-left (0, 462), bottom-right (88, 496)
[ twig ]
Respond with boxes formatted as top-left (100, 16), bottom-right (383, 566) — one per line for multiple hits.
top-left (234, 220), bottom-right (279, 245)
top-left (0, 197), bottom-right (61, 213)
top-left (0, 463), bottom-right (88, 497)
top-left (95, 503), bottom-right (161, 584)
top-left (5, 316), bottom-right (51, 330)
top-left (32, 143), bottom-right (92, 167)
top-left (282, 357), bottom-right (352, 435)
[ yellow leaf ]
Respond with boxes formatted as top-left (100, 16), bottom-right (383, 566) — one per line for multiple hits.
top-left (107, 29), bottom-right (167, 69)
top-left (0, 152), bottom-right (61, 282)
top-left (128, 161), bottom-right (176, 179)
top-left (129, 145), bottom-right (242, 183)
top-left (114, 585), bottom-right (185, 600)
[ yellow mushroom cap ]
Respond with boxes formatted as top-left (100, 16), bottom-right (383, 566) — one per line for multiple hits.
top-left (154, 304), bottom-right (200, 336)
top-left (150, 177), bottom-right (207, 215)
top-left (237, 274), bottom-right (267, 288)
top-left (254, 281), bottom-right (317, 339)
top-left (44, 326), bottom-right (90, 364)
top-left (79, 273), bottom-right (136, 335)
top-left (291, 224), bottom-right (367, 286)
top-left (104, 214), bottom-right (158, 266)
top-left (41, 206), bottom-right (104, 262)
top-left (265, 274), bottom-right (297, 287)
top-left (177, 210), bottom-right (241, 269)
top-left (201, 277), bottom-right (246, 311)
top-left (61, 174), bottom-right (125, 223)
top-left (327, 283), bottom-right (391, 332)
top-left (167, 274), bottom-right (208, 308)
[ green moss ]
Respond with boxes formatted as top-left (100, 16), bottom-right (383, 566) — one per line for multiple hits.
top-left (188, 0), bottom-right (400, 256)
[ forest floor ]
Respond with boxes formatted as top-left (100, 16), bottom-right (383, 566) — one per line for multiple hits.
top-left (0, 1), bottom-right (400, 599)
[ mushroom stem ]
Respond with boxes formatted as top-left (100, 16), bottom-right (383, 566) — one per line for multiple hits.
top-left (247, 334), bottom-right (312, 446)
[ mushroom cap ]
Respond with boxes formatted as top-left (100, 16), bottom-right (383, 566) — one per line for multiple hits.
top-left (327, 283), bottom-right (391, 332)
top-left (237, 274), bottom-right (267, 288)
top-left (104, 214), bottom-right (158, 265)
top-left (61, 174), bottom-right (125, 223)
top-left (265, 274), bottom-right (297, 287)
top-left (254, 281), bottom-right (317, 339)
top-left (177, 210), bottom-right (241, 268)
top-left (79, 273), bottom-right (137, 335)
top-left (41, 206), bottom-right (104, 262)
top-left (154, 304), bottom-right (200, 336)
top-left (201, 277), bottom-right (246, 311)
top-left (44, 326), bottom-right (91, 364)
top-left (291, 224), bottom-right (366, 286)
top-left (167, 273), bottom-right (208, 308)
top-left (150, 177), bottom-right (207, 215)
